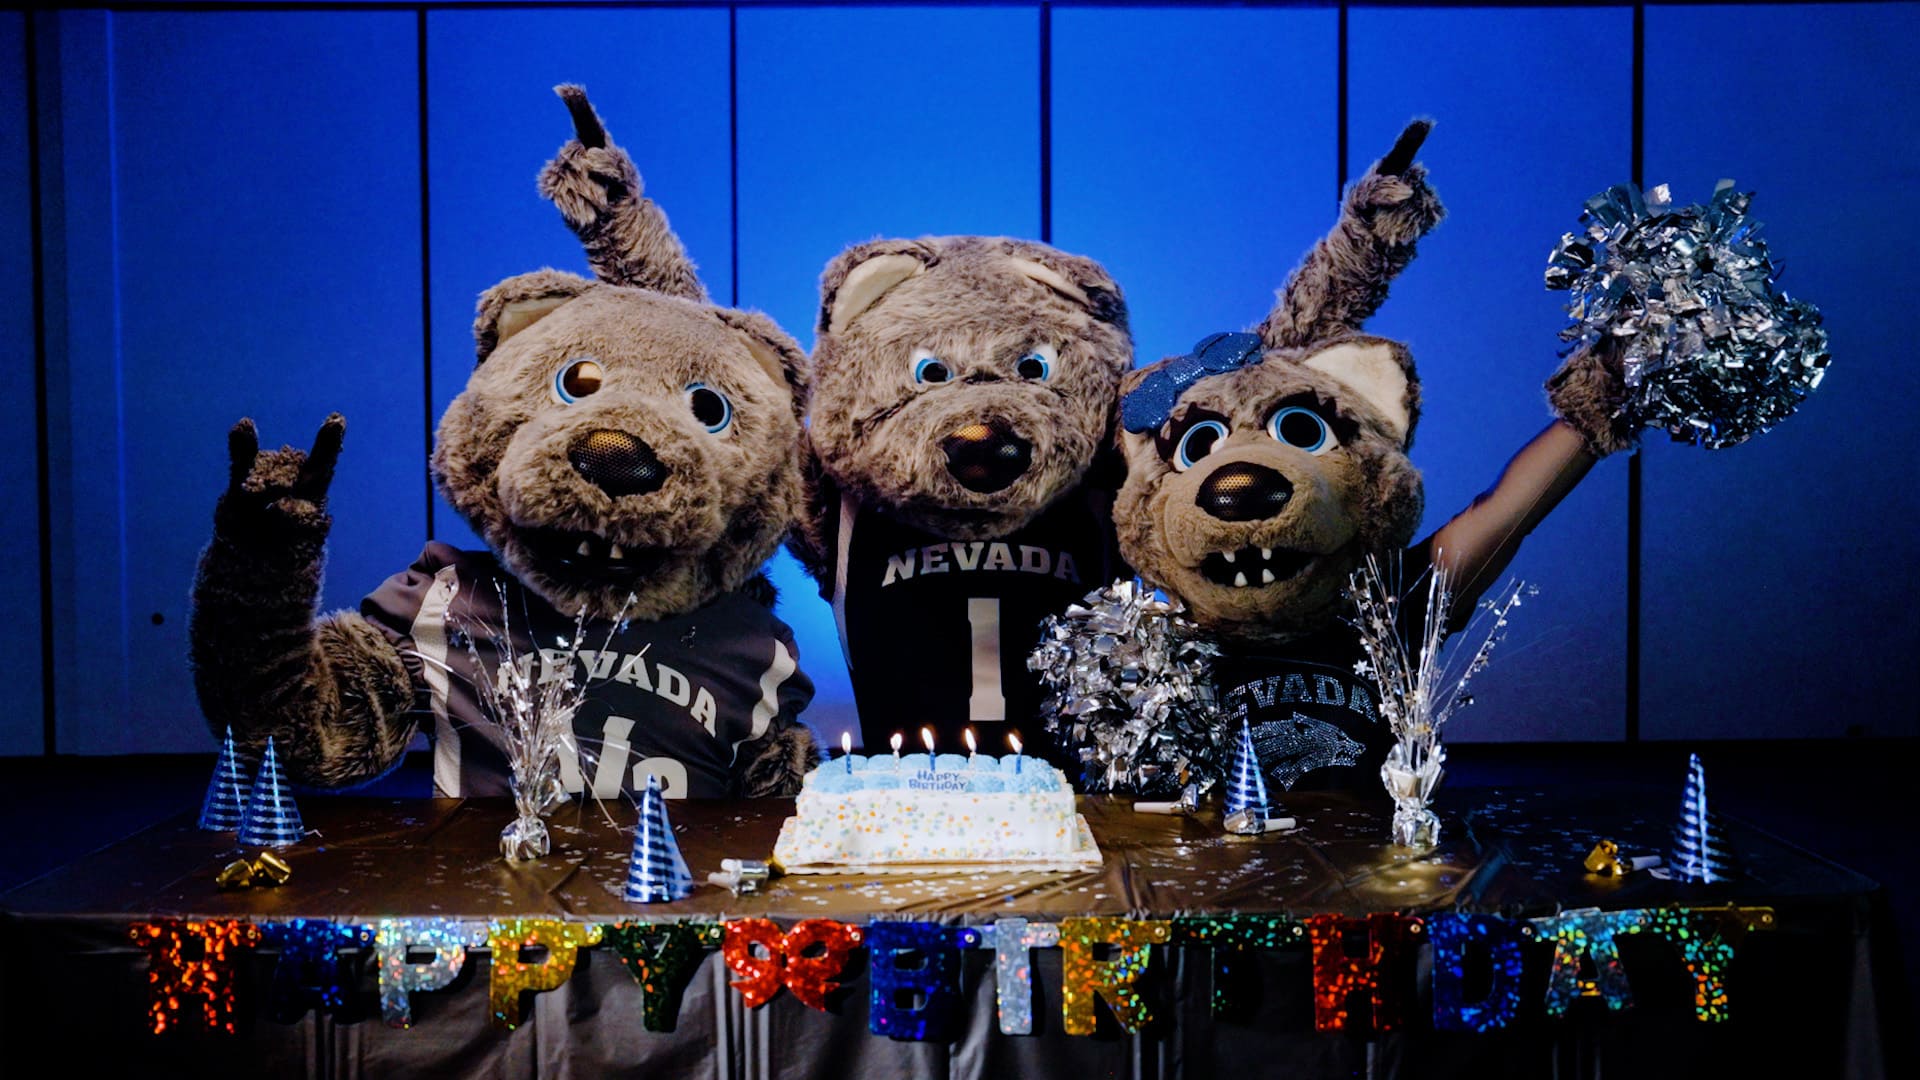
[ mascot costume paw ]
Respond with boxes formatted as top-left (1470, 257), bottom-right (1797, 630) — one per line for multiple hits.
top-left (190, 87), bottom-right (819, 800)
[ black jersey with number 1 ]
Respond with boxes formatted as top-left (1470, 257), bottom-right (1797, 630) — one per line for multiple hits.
top-left (832, 489), bottom-right (1114, 754)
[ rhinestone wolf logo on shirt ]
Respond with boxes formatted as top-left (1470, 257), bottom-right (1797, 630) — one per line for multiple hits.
top-left (1252, 714), bottom-right (1365, 791)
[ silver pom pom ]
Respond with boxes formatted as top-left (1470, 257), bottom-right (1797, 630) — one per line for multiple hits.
top-left (1547, 181), bottom-right (1830, 449)
top-left (1028, 579), bottom-right (1229, 796)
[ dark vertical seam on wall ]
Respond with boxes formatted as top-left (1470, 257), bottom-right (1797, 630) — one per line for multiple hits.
top-left (1627, 2), bottom-right (1644, 743)
top-left (728, 4), bottom-right (739, 308)
top-left (1039, 1), bottom-right (1052, 244)
top-left (417, 8), bottom-right (435, 541)
top-left (104, 13), bottom-right (132, 736)
top-left (1336, 2), bottom-right (1348, 201)
top-left (26, 12), bottom-right (57, 755)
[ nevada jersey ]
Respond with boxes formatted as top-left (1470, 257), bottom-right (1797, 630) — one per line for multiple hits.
top-left (1213, 644), bottom-right (1390, 796)
top-left (832, 490), bottom-right (1115, 753)
top-left (362, 543), bottom-right (813, 800)
top-left (1212, 565), bottom-right (1435, 796)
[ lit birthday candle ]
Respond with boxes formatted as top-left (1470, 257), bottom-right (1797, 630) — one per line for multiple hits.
top-left (964, 728), bottom-right (977, 766)
top-left (921, 727), bottom-right (936, 771)
top-left (890, 731), bottom-right (903, 763)
top-left (842, 731), bottom-right (853, 773)
top-left (1008, 732), bottom-right (1023, 773)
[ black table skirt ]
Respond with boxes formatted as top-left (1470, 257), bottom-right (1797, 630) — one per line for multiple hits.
top-left (0, 789), bottom-right (1895, 1079)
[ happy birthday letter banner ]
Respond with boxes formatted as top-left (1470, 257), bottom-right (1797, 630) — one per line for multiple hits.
top-left (124, 905), bottom-right (1773, 1038)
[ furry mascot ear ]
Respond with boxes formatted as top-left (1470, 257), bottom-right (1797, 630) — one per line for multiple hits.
top-left (1006, 246), bottom-right (1129, 331)
top-left (715, 307), bottom-right (811, 420)
top-left (1302, 337), bottom-right (1418, 447)
top-left (472, 269), bottom-right (594, 364)
top-left (818, 240), bottom-right (938, 335)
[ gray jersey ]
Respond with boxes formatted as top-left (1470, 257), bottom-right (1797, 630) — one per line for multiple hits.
top-left (362, 542), bottom-right (812, 799)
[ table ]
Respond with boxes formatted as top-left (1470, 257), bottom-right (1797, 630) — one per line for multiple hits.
top-left (0, 789), bottom-right (1894, 1078)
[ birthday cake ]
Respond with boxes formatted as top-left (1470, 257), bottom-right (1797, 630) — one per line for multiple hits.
top-left (770, 753), bottom-right (1101, 874)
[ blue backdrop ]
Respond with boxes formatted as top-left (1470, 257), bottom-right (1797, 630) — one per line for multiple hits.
top-left (9, 3), bottom-right (1915, 755)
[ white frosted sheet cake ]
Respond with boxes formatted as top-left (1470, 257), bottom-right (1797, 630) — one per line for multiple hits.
top-left (771, 752), bottom-right (1100, 874)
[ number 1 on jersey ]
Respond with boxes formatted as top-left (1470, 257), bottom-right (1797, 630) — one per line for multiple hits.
top-left (967, 597), bottom-right (1006, 722)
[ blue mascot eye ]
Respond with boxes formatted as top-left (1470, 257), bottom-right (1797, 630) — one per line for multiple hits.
top-left (1016, 351), bottom-right (1052, 381)
top-left (1173, 420), bottom-right (1229, 471)
top-left (913, 355), bottom-right (952, 384)
top-left (1267, 406), bottom-right (1334, 454)
top-left (686, 382), bottom-right (732, 434)
top-left (551, 358), bottom-right (604, 405)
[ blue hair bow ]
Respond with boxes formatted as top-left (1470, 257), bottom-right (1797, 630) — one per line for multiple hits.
top-left (1120, 332), bottom-right (1266, 433)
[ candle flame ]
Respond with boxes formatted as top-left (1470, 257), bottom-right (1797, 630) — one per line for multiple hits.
top-left (920, 726), bottom-right (935, 752)
top-left (889, 732), bottom-right (903, 753)
top-left (841, 731), bottom-right (852, 755)
top-left (963, 728), bottom-right (976, 753)
top-left (1008, 732), bottom-right (1023, 755)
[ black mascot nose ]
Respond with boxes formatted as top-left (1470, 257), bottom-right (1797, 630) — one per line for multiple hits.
top-left (941, 419), bottom-right (1032, 494)
top-left (1196, 461), bottom-right (1293, 521)
top-left (569, 429), bottom-right (670, 497)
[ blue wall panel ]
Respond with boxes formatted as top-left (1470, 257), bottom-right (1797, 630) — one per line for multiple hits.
top-left (737, 6), bottom-right (1042, 339)
top-left (737, 6), bottom-right (1043, 742)
top-left (1050, 7), bottom-right (1338, 370)
top-left (1349, 6), bottom-right (1633, 741)
top-left (12, 4), bottom-right (1906, 755)
top-left (0, 13), bottom-right (41, 755)
top-left (58, 12), bottom-right (422, 753)
top-left (42, 12), bottom-right (122, 754)
top-left (1643, 3), bottom-right (1920, 739)
top-left (428, 12), bottom-right (733, 553)
top-left (425, 9), bottom-right (733, 554)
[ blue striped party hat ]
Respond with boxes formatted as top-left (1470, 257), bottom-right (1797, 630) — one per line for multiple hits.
top-left (198, 727), bottom-right (253, 831)
top-left (1670, 752), bottom-right (1732, 883)
top-left (624, 775), bottom-right (693, 903)
top-left (238, 737), bottom-right (305, 848)
top-left (1224, 716), bottom-right (1270, 823)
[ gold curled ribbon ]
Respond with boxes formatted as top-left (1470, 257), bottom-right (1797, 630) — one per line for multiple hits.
top-left (214, 859), bottom-right (255, 890)
top-left (252, 850), bottom-right (293, 885)
top-left (215, 852), bottom-right (294, 890)
top-left (1583, 839), bottom-right (1660, 876)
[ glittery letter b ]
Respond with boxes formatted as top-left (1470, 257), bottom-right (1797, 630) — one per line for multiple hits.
top-left (866, 922), bottom-right (979, 1041)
